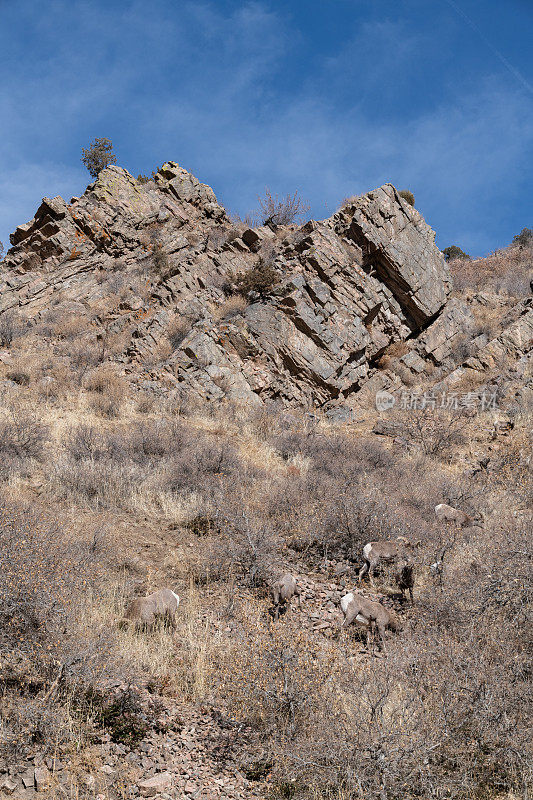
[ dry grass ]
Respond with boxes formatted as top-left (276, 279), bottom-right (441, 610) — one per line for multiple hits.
top-left (212, 294), bottom-right (248, 321)
top-left (451, 243), bottom-right (532, 296)
top-left (0, 339), bottom-right (530, 798)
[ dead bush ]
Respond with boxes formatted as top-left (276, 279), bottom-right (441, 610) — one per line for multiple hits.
top-left (5, 369), bottom-right (30, 386)
top-left (389, 408), bottom-right (469, 458)
top-left (69, 341), bottom-right (101, 385)
top-left (166, 315), bottom-right (194, 349)
top-left (213, 295), bottom-right (248, 321)
top-left (164, 437), bottom-right (242, 494)
top-left (452, 244), bottom-right (532, 296)
top-left (85, 368), bottom-right (127, 417)
top-left (399, 188), bottom-right (415, 206)
top-left (0, 502), bottom-right (126, 758)
top-left (129, 419), bottom-right (187, 462)
top-left (51, 457), bottom-right (140, 508)
top-left (0, 310), bottom-right (22, 347)
top-left (0, 408), bottom-right (49, 460)
top-left (257, 188), bottom-right (310, 226)
top-left (227, 258), bottom-right (280, 298)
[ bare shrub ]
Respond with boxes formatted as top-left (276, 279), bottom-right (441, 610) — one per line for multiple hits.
top-left (451, 244), bottom-right (532, 296)
top-left (164, 437), bottom-right (242, 494)
top-left (69, 340), bottom-right (101, 385)
top-left (399, 189), bottom-right (415, 206)
top-left (0, 310), bottom-right (21, 347)
top-left (135, 392), bottom-right (155, 414)
top-left (148, 231), bottom-right (171, 277)
top-left (0, 504), bottom-right (85, 659)
top-left (51, 457), bottom-right (139, 508)
top-left (64, 425), bottom-right (128, 463)
top-left (0, 502), bottom-right (124, 758)
top-left (339, 195), bottom-right (358, 208)
top-left (213, 295), bottom-right (248, 321)
top-left (228, 259), bottom-right (280, 298)
top-left (5, 369), bottom-right (30, 386)
top-left (0, 408), bottom-right (49, 460)
top-left (167, 315), bottom-right (194, 349)
top-left (257, 188), bottom-right (310, 226)
top-left (85, 368), bottom-right (127, 417)
top-left (205, 511), bottom-right (278, 588)
top-left (390, 408), bottom-right (469, 458)
top-left (151, 241), bottom-right (170, 276)
top-left (129, 419), bottom-right (187, 462)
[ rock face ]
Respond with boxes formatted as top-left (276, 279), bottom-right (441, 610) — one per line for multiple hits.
top-left (1, 163), bottom-right (456, 408)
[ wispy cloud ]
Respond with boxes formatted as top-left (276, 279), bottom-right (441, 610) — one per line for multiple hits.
top-left (0, 0), bottom-right (531, 256)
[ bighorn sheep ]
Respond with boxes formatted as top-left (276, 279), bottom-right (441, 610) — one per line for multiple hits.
top-left (358, 536), bottom-right (419, 585)
top-left (395, 560), bottom-right (415, 603)
top-left (120, 588), bottom-right (180, 630)
top-left (270, 574), bottom-right (301, 621)
top-left (435, 503), bottom-right (477, 528)
top-left (341, 594), bottom-right (399, 654)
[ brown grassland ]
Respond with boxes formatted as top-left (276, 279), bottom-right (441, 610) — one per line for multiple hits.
top-left (0, 244), bottom-right (531, 799)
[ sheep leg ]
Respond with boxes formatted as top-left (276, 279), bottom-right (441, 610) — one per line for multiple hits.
top-left (377, 622), bottom-right (387, 655)
top-left (166, 612), bottom-right (177, 630)
top-left (358, 560), bottom-right (369, 582)
top-left (409, 586), bottom-right (414, 604)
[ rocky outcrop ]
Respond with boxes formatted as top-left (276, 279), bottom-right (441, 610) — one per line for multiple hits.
top-left (1, 163), bottom-right (456, 408)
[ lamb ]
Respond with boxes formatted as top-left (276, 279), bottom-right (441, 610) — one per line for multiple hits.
top-left (270, 574), bottom-right (301, 621)
top-left (358, 536), bottom-right (418, 585)
top-left (435, 503), bottom-right (477, 528)
top-left (395, 560), bottom-right (415, 603)
top-left (120, 588), bottom-right (180, 631)
top-left (341, 594), bottom-right (399, 654)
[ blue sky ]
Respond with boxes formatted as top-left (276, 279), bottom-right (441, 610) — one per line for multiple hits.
top-left (1, 0), bottom-right (532, 256)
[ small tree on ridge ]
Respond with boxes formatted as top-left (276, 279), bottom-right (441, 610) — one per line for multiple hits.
top-left (81, 137), bottom-right (117, 178)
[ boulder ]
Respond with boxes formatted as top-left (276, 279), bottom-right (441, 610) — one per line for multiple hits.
top-left (138, 772), bottom-right (173, 797)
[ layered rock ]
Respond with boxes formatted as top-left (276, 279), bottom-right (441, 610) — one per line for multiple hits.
top-left (1, 163), bottom-right (456, 408)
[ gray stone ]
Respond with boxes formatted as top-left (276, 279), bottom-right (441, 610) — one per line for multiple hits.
top-left (138, 772), bottom-right (173, 797)
top-left (34, 766), bottom-right (50, 792)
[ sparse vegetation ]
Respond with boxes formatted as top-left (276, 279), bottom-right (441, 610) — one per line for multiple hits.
top-left (512, 226), bottom-right (533, 247)
top-left (0, 310), bottom-right (21, 347)
top-left (228, 258), bottom-right (280, 298)
top-left (257, 188), bottom-right (310, 226)
top-left (0, 156), bottom-right (531, 799)
top-left (399, 189), bottom-right (415, 206)
top-left (136, 171), bottom-right (157, 184)
top-left (81, 137), bottom-right (117, 178)
top-left (450, 242), bottom-right (532, 295)
top-left (443, 244), bottom-right (471, 261)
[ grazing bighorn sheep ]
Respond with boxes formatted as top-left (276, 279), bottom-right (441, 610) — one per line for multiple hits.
top-left (120, 588), bottom-right (180, 630)
top-left (358, 536), bottom-right (418, 585)
top-left (435, 503), bottom-right (476, 528)
top-left (270, 574), bottom-right (301, 621)
top-left (395, 560), bottom-right (415, 603)
top-left (341, 594), bottom-right (399, 654)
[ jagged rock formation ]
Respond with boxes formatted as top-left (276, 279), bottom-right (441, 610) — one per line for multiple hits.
top-left (1, 162), bottom-right (531, 409)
